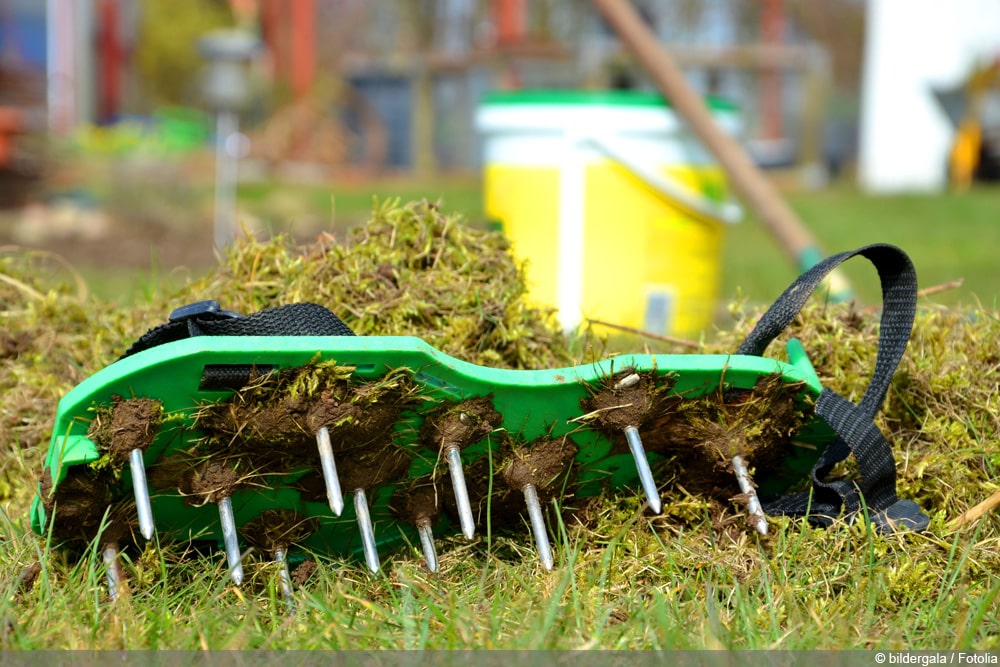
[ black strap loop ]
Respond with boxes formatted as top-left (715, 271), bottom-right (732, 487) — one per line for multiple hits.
top-left (121, 301), bottom-right (355, 359)
top-left (737, 243), bottom-right (929, 532)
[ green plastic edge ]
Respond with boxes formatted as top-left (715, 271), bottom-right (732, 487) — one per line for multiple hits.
top-left (480, 89), bottom-right (740, 113)
top-left (30, 335), bottom-right (829, 558)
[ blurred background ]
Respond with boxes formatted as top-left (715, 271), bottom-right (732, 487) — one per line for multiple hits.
top-left (0, 0), bottom-right (998, 319)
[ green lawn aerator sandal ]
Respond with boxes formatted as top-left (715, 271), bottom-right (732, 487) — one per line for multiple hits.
top-left (30, 243), bottom-right (928, 595)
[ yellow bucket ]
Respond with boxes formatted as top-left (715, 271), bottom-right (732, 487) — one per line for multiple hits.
top-left (476, 90), bottom-right (742, 338)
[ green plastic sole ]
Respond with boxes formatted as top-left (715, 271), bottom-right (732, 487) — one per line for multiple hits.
top-left (31, 335), bottom-right (832, 564)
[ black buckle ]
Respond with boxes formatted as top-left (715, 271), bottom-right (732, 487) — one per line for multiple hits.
top-left (169, 300), bottom-right (243, 323)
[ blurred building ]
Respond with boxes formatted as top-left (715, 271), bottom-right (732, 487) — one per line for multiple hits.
top-left (859, 0), bottom-right (1000, 192)
top-left (5, 0), bottom-right (854, 180)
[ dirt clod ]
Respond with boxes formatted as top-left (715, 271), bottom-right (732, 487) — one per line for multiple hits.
top-left (420, 396), bottom-right (502, 452)
top-left (502, 437), bottom-right (579, 501)
top-left (641, 374), bottom-right (812, 498)
top-left (581, 370), bottom-right (678, 432)
top-left (291, 559), bottom-right (318, 586)
top-left (89, 396), bottom-right (164, 465)
top-left (39, 466), bottom-right (114, 540)
top-left (336, 446), bottom-right (412, 492)
top-left (187, 463), bottom-right (243, 505)
top-left (390, 478), bottom-right (441, 525)
top-left (15, 561), bottom-right (42, 598)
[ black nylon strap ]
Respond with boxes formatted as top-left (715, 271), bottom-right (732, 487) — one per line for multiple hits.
top-left (121, 302), bottom-right (355, 359)
top-left (737, 243), bottom-right (929, 532)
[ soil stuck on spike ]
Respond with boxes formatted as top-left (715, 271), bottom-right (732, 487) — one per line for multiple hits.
top-left (420, 396), bottom-right (502, 452)
top-left (298, 442), bottom-right (412, 503)
top-left (88, 396), bottom-right (163, 465)
top-left (502, 437), bottom-right (579, 502)
top-left (641, 374), bottom-right (813, 496)
top-left (390, 478), bottom-right (442, 525)
top-left (195, 364), bottom-right (416, 480)
top-left (187, 463), bottom-right (243, 505)
top-left (306, 392), bottom-right (405, 450)
top-left (580, 370), bottom-right (678, 433)
top-left (336, 446), bottom-right (413, 493)
top-left (197, 397), bottom-right (314, 453)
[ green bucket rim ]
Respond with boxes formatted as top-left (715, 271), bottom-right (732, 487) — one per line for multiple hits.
top-left (480, 89), bottom-right (739, 113)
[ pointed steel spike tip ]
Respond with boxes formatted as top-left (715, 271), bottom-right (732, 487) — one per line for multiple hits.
top-left (316, 426), bottom-right (345, 516)
top-left (217, 495), bottom-right (244, 585)
top-left (624, 425), bottom-right (662, 514)
top-left (416, 519), bottom-right (439, 573)
top-left (129, 448), bottom-right (155, 540)
top-left (732, 455), bottom-right (769, 536)
top-left (523, 483), bottom-right (554, 571)
top-left (274, 547), bottom-right (294, 606)
top-left (354, 488), bottom-right (380, 573)
top-left (103, 542), bottom-right (124, 601)
top-left (445, 446), bottom-right (475, 540)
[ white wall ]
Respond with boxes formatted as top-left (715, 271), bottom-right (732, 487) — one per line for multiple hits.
top-left (859, 0), bottom-right (1000, 192)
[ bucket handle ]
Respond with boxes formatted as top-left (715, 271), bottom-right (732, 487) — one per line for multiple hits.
top-left (581, 133), bottom-right (743, 225)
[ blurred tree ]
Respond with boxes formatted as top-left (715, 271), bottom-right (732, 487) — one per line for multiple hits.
top-left (134, 0), bottom-right (233, 108)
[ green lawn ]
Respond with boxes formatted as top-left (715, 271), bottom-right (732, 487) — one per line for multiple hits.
top-left (725, 187), bottom-right (1000, 309)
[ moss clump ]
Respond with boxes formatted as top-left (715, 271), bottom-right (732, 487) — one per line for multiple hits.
top-left (175, 200), bottom-right (575, 370)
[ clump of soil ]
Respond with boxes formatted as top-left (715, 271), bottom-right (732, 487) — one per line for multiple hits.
top-left (195, 364), bottom-right (416, 473)
top-left (437, 436), bottom-right (579, 529)
top-left (642, 374), bottom-right (813, 497)
top-left (15, 561), bottom-right (42, 600)
top-left (335, 446), bottom-right (412, 494)
top-left (305, 381), bottom-right (411, 451)
top-left (502, 437), bottom-right (579, 501)
top-left (390, 477), bottom-right (442, 526)
top-left (194, 362), bottom-right (353, 452)
top-left (242, 510), bottom-right (317, 552)
top-left (580, 369), bottom-right (679, 433)
top-left (88, 396), bottom-right (164, 466)
top-left (146, 449), bottom-right (201, 492)
top-left (38, 466), bottom-right (115, 541)
top-left (185, 462), bottom-right (244, 505)
top-left (0, 332), bottom-right (30, 359)
top-left (291, 559), bottom-right (318, 585)
top-left (420, 396), bottom-right (502, 452)
top-left (191, 363), bottom-right (419, 507)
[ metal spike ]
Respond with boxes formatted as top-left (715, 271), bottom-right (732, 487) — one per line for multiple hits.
top-left (445, 445), bottom-right (475, 539)
top-left (103, 542), bottom-right (124, 601)
top-left (522, 483), bottom-right (554, 571)
top-left (316, 426), bottom-right (344, 516)
top-left (129, 448), bottom-right (155, 540)
top-left (416, 519), bottom-right (438, 573)
top-left (217, 495), bottom-right (244, 585)
top-left (615, 373), bottom-right (641, 389)
top-left (354, 488), bottom-right (380, 573)
top-left (732, 455), bottom-right (768, 535)
top-left (274, 547), bottom-right (294, 605)
top-left (624, 425), bottom-right (662, 514)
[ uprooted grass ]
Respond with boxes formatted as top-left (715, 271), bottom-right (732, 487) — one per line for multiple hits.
top-left (1, 199), bottom-right (999, 648)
